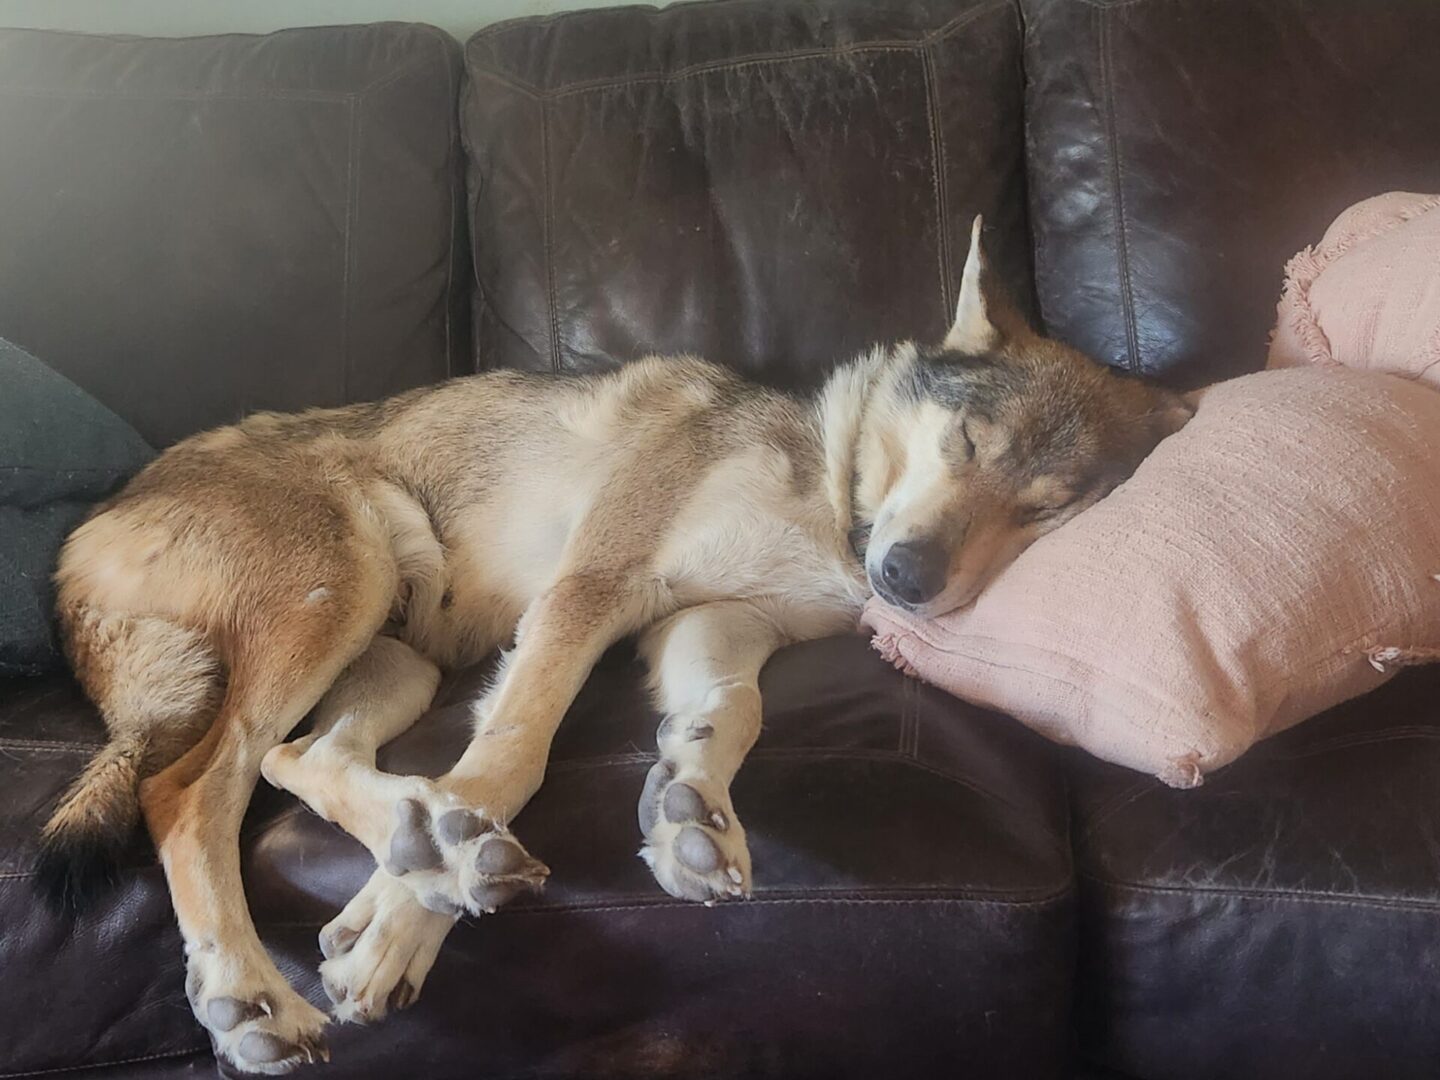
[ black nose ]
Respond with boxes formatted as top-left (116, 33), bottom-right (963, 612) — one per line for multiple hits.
top-left (879, 539), bottom-right (948, 605)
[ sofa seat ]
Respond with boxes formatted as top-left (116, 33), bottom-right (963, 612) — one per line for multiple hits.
top-left (1069, 666), bottom-right (1440, 1080)
top-left (1, 635), bottom-right (1075, 1079)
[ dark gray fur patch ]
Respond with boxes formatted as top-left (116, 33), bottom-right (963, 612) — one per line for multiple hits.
top-left (908, 346), bottom-right (1020, 413)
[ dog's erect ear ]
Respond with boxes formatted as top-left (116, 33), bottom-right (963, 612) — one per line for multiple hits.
top-left (943, 216), bottom-right (1023, 353)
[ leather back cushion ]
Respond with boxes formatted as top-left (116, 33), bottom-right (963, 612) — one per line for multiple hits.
top-left (0, 25), bottom-right (467, 447)
top-left (462, 0), bottom-right (1032, 387)
top-left (1023, 0), bottom-right (1440, 387)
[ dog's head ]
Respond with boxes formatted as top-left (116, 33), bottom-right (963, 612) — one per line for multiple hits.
top-left (856, 218), bottom-right (1193, 617)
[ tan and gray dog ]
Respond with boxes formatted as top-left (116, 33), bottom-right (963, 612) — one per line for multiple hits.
top-left (37, 221), bottom-right (1191, 1074)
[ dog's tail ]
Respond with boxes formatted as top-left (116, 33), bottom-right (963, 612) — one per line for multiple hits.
top-left (35, 611), bottom-right (220, 913)
top-left (34, 732), bottom-right (150, 912)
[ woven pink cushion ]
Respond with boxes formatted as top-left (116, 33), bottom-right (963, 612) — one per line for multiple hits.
top-left (1269, 191), bottom-right (1440, 384)
top-left (861, 367), bottom-right (1440, 787)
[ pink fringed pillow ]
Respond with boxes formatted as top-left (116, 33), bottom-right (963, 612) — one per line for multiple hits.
top-left (862, 367), bottom-right (1440, 788)
top-left (1269, 191), bottom-right (1440, 383)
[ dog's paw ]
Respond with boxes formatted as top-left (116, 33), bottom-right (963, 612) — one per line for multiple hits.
top-left (185, 947), bottom-right (328, 1075)
top-left (319, 871), bottom-right (455, 1025)
top-left (378, 790), bottom-right (549, 918)
top-left (638, 760), bottom-right (751, 902)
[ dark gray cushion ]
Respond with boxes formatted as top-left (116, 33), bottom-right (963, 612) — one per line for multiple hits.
top-left (0, 337), bottom-right (153, 676)
top-left (0, 24), bottom-right (467, 448)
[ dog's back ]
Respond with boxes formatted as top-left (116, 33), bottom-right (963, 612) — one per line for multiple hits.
top-left (38, 356), bottom-right (842, 905)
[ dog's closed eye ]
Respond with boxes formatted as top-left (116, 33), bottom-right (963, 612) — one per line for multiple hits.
top-left (1016, 495), bottom-right (1077, 525)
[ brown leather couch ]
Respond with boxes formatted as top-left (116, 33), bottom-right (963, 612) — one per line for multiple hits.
top-left (2, 2), bottom-right (1439, 1077)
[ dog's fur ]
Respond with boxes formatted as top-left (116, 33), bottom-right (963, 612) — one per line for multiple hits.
top-left (37, 221), bottom-right (1190, 1073)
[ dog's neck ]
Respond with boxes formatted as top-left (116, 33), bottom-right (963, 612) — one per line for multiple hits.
top-left (813, 345), bottom-right (892, 562)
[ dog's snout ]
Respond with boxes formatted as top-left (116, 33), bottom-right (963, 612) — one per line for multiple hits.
top-left (879, 540), bottom-right (948, 606)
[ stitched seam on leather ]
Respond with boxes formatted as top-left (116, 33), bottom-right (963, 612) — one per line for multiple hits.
top-left (0, 87), bottom-right (352, 103)
top-left (466, 45), bottom-right (921, 103)
top-left (1277, 726), bottom-right (1440, 758)
top-left (262, 887), bottom-right (1073, 926)
top-left (338, 95), bottom-right (359, 402)
top-left (1078, 777), bottom-right (1154, 838)
top-left (390, 32), bottom-right (461, 379)
top-left (1084, 874), bottom-right (1440, 914)
top-left (357, 41), bottom-right (442, 96)
top-left (920, 45), bottom-right (954, 321)
top-left (443, 43), bottom-right (458, 378)
top-left (539, 99), bottom-right (562, 373)
top-left (1097, 4), bottom-right (1141, 372)
top-left (1, 1046), bottom-right (210, 1079)
top-left (493, 890), bottom-right (1074, 914)
top-left (0, 740), bottom-right (105, 753)
top-left (546, 745), bottom-right (1063, 838)
top-left (467, 0), bottom-right (1002, 52)
top-left (0, 858), bottom-right (162, 882)
top-left (466, 3), bottom-right (1006, 101)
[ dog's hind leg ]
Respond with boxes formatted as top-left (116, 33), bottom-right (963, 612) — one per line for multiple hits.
top-left (636, 600), bottom-right (784, 902)
top-left (267, 570), bottom-right (664, 1020)
top-left (261, 635), bottom-right (441, 836)
top-left (142, 596), bottom-right (387, 1075)
top-left (258, 635), bottom-right (452, 1024)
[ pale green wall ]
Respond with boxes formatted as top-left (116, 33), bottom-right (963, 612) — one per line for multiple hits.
top-left (0, 1), bottom-right (636, 45)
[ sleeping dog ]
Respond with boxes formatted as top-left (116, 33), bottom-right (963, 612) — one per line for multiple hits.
top-left (38, 219), bottom-right (1191, 1073)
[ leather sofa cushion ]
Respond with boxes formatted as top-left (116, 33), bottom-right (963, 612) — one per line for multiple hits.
top-left (1022, 0), bottom-right (1440, 387)
top-left (1, 637), bottom-right (1077, 1078)
top-left (1069, 666), bottom-right (1440, 1080)
top-left (0, 24), bottom-right (467, 447)
top-left (461, 0), bottom-right (1034, 387)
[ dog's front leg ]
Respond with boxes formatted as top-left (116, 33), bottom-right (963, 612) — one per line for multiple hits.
top-left (269, 571), bottom-right (663, 1019)
top-left (636, 600), bottom-right (785, 902)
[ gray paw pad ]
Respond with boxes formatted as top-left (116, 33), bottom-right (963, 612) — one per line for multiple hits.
top-left (387, 797), bottom-right (443, 875)
top-left (319, 925), bottom-right (358, 960)
top-left (207, 996), bottom-right (263, 1033)
top-left (675, 826), bottom-right (724, 874)
top-left (238, 1031), bottom-right (299, 1065)
top-left (475, 836), bottom-right (526, 875)
top-left (662, 782), bottom-right (708, 824)
top-left (639, 759), bottom-right (676, 834)
top-left (437, 808), bottom-right (486, 845)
